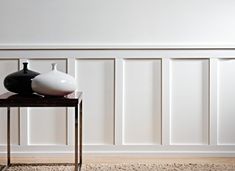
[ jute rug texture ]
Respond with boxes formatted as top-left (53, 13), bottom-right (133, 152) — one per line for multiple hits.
top-left (1, 163), bottom-right (235, 171)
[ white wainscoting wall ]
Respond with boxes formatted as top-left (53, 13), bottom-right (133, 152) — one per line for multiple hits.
top-left (0, 49), bottom-right (235, 157)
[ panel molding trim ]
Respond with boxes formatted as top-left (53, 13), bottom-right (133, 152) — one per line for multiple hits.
top-left (0, 50), bottom-right (234, 157)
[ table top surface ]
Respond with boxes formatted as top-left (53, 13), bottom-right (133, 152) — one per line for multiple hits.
top-left (0, 92), bottom-right (82, 107)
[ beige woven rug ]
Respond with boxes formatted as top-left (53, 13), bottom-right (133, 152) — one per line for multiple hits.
top-left (1, 163), bottom-right (235, 171)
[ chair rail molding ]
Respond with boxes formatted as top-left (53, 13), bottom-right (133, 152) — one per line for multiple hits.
top-left (2, 44), bottom-right (235, 50)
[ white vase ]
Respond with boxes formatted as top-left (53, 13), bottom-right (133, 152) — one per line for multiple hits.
top-left (31, 63), bottom-right (77, 96)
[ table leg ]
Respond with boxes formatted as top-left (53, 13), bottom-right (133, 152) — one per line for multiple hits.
top-left (1, 107), bottom-right (11, 171)
top-left (79, 101), bottom-right (83, 171)
top-left (7, 107), bottom-right (10, 166)
top-left (75, 105), bottom-right (78, 171)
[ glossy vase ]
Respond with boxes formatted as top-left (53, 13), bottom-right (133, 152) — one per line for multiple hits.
top-left (31, 63), bottom-right (77, 96)
top-left (4, 62), bottom-right (40, 94)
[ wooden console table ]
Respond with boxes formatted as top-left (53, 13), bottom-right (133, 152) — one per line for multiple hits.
top-left (0, 92), bottom-right (83, 171)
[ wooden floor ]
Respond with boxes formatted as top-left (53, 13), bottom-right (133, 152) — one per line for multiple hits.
top-left (0, 156), bottom-right (235, 164)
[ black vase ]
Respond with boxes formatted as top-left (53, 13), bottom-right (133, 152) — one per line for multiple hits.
top-left (4, 62), bottom-right (40, 94)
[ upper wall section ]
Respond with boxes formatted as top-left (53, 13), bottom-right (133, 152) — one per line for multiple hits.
top-left (1, 0), bottom-right (235, 48)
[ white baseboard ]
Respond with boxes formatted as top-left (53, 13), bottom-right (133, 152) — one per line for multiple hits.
top-left (0, 151), bottom-right (235, 158)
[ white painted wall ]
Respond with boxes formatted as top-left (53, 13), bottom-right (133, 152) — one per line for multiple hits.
top-left (170, 59), bottom-right (209, 145)
top-left (218, 59), bottom-right (235, 145)
top-left (1, 0), bottom-right (235, 47)
top-left (76, 59), bottom-right (115, 145)
top-left (1, 0), bottom-right (235, 157)
top-left (123, 59), bottom-right (161, 145)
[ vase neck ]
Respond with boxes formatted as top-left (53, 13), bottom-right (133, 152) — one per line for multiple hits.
top-left (23, 62), bottom-right (28, 73)
top-left (52, 63), bottom-right (57, 71)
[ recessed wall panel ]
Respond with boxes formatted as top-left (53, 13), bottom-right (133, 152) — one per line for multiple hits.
top-left (28, 59), bottom-right (67, 145)
top-left (170, 59), bottom-right (209, 145)
top-left (218, 59), bottom-right (235, 144)
top-left (123, 59), bottom-right (161, 144)
top-left (0, 59), bottom-right (19, 145)
top-left (76, 59), bottom-right (114, 145)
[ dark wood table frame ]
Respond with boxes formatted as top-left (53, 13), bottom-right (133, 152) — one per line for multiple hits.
top-left (0, 92), bottom-right (83, 171)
